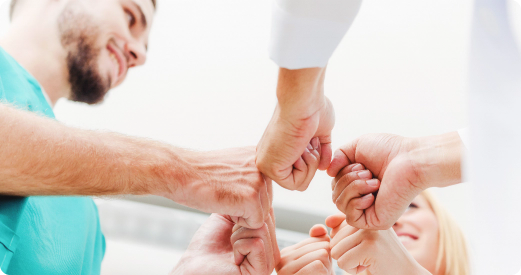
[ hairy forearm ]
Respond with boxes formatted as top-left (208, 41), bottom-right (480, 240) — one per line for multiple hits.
top-left (0, 103), bottom-right (194, 197)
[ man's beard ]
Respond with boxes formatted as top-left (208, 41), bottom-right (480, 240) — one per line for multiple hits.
top-left (58, 4), bottom-right (111, 104)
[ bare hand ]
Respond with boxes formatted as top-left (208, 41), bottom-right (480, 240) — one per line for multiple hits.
top-left (326, 213), bottom-right (430, 275)
top-left (257, 94), bottom-right (334, 191)
top-left (327, 133), bottom-right (462, 230)
top-left (276, 224), bottom-right (334, 275)
top-left (161, 146), bottom-right (272, 229)
top-left (328, 134), bottom-right (423, 229)
top-left (171, 211), bottom-right (279, 275)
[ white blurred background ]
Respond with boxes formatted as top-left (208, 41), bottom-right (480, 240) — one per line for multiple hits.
top-left (0, 0), bottom-right (485, 273)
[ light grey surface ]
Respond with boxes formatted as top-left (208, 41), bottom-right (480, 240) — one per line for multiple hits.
top-left (123, 195), bottom-right (328, 234)
top-left (96, 199), bottom-right (345, 274)
top-left (97, 198), bottom-right (313, 250)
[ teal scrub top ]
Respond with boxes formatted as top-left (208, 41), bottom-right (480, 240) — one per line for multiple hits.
top-left (0, 47), bottom-right (105, 274)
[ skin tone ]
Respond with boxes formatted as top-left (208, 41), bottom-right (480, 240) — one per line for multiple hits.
top-left (0, 0), bottom-right (272, 230)
top-left (392, 195), bottom-right (440, 274)
top-left (171, 209), bottom-right (280, 275)
top-left (256, 67), bottom-right (335, 191)
top-left (327, 132), bottom-right (463, 230)
top-left (276, 224), bottom-right (335, 275)
top-left (2, 0), bottom-right (153, 106)
top-left (326, 212), bottom-right (430, 275)
top-left (325, 194), bottom-right (438, 275)
top-left (276, 195), bottom-right (439, 275)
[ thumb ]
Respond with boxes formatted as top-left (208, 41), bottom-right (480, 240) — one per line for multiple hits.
top-left (318, 141), bottom-right (333, 171)
top-left (326, 213), bottom-right (347, 239)
top-left (327, 138), bottom-right (360, 177)
top-left (325, 213), bottom-right (346, 229)
top-left (309, 224), bottom-right (328, 238)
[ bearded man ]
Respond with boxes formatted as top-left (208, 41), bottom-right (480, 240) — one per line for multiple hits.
top-left (0, 0), bottom-right (274, 274)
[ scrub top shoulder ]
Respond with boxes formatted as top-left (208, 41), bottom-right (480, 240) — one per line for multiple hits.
top-left (0, 46), bottom-right (105, 275)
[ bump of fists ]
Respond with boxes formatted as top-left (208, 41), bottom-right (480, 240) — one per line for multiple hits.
top-left (327, 134), bottom-right (426, 230)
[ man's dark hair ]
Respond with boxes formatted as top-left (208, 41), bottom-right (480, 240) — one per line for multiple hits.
top-left (9, 0), bottom-right (156, 21)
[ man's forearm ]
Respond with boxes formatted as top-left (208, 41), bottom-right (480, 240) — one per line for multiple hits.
top-left (0, 103), bottom-right (193, 197)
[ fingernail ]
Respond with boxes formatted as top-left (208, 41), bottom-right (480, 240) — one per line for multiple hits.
top-left (367, 179), bottom-right (379, 187)
top-left (307, 143), bottom-right (313, 150)
top-left (352, 164), bottom-right (363, 171)
top-left (358, 170), bottom-right (371, 179)
top-left (312, 137), bottom-right (319, 150)
top-left (305, 148), bottom-right (310, 154)
top-left (362, 193), bottom-right (373, 201)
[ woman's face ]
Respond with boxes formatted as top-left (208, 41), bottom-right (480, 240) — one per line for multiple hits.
top-left (392, 195), bottom-right (439, 274)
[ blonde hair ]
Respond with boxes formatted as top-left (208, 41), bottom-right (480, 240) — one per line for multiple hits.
top-left (344, 190), bottom-right (470, 275)
top-left (421, 190), bottom-right (470, 275)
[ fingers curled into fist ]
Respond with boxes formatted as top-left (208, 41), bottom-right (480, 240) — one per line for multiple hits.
top-left (276, 224), bottom-right (335, 275)
top-left (232, 208), bottom-right (280, 275)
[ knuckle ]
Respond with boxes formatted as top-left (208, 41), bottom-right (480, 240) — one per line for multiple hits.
top-left (269, 167), bottom-right (286, 181)
top-left (346, 212), bottom-right (358, 225)
top-left (244, 188), bottom-right (260, 201)
top-left (310, 260), bottom-right (327, 273)
top-left (353, 179), bottom-right (366, 189)
top-left (251, 238), bottom-right (265, 250)
top-left (258, 223), bottom-right (269, 236)
top-left (230, 230), bottom-right (241, 244)
top-left (335, 201), bottom-right (344, 213)
top-left (336, 257), bottom-right (349, 270)
top-left (331, 178), bottom-right (337, 189)
top-left (330, 246), bottom-right (341, 260)
top-left (344, 170), bottom-right (358, 183)
top-left (317, 241), bottom-right (331, 250)
top-left (317, 249), bottom-right (330, 261)
top-left (297, 183), bottom-right (309, 192)
top-left (250, 173), bottom-right (265, 188)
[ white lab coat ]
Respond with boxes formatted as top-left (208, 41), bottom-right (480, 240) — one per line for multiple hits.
top-left (467, 0), bottom-right (521, 273)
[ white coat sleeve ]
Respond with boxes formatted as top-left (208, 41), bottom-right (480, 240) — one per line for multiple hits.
top-left (269, 0), bottom-right (363, 69)
top-left (457, 128), bottom-right (469, 148)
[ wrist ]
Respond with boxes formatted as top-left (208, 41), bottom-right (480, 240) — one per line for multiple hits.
top-left (411, 262), bottom-right (432, 275)
top-left (272, 104), bottom-right (321, 142)
top-left (140, 145), bottom-right (198, 200)
top-left (408, 132), bottom-right (463, 189)
top-left (276, 67), bottom-right (327, 120)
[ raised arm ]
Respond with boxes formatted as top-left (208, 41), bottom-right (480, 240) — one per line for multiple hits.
top-left (257, 67), bottom-right (333, 191)
top-left (0, 103), bottom-right (271, 229)
top-left (256, 0), bottom-right (363, 191)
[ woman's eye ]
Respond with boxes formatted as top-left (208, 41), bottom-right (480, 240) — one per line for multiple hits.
top-left (408, 202), bottom-right (418, 209)
top-left (125, 10), bottom-right (136, 27)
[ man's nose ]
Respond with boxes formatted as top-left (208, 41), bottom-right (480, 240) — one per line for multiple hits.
top-left (126, 39), bottom-right (147, 68)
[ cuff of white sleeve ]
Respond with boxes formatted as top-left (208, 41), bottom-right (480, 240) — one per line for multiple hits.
top-left (269, 1), bottom-right (359, 69)
top-left (458, 128), bottom-right (469, 149)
